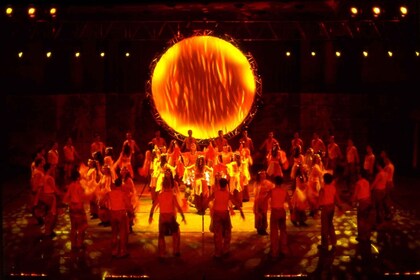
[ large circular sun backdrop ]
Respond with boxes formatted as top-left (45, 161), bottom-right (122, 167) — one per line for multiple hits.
top-left (151, 35), bottom-right (257, 140)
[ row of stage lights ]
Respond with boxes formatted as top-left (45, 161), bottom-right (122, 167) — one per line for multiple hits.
top-left (14, 49), bottom-right (420, 59)
top-left (5, 5), bottom-right (58, 19)
top-left (3, 4), bottom-right (413, 20)
top-left (349, 4), bottom-right (410, 19)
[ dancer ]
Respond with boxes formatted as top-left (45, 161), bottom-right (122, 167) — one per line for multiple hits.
top-left (253, 170), bottom-right (273, 235)
top-left (34, 163), bottom-right (64, 238)
top-left (104, 177), bottom-right (132, 258)
top-left (208, 177), bottom-right (244, 259)
top-left (351, 170), bottom-right (372, 243)
top-left (239, 147), bottom-right (253, 202)
top-left (149, 173), bottom-right (186, 259)
top-left (214, 130), bottom-right (229, 152)
top-left (317, 173), bottom-right (344, 252)
top-left (307, 154), bottom-right (323, 218)
top-left (181, 129), bottom-right (197, 152)
top-left (266, 176), bottom-right (290, 258)
top-left (63, 137), bottom-right (80, 184)
top-left (266, 143), bottom-right (288, 180)
top-left (63, 169), bottom-right (92, 250)
top-left (290, 165), bottom-right (309, 227)
top-left (97, 164), bottom-right (112, 227)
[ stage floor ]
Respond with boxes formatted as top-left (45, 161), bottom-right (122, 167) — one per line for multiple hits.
top-left (2, 178), bottom-right (420, 280)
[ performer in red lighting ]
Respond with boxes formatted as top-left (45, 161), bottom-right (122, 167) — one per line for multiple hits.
top-left (253, 170), bottom-right (273, 235)
top-left (311, 132), bottom-right (326, 160)
top-left (63, 137), bottom-right (80, 184)
top-left (351, 170), bottom-right (372, 243)
top-left (34, 163), bottom-right (64, 238)
top-left (30, 157), bottom-right (46, 225)
top-left (81, 158), bottom-right (99, 219)
top-left (363, 145), bottom-right (376, 183)
top-left (214, 130), bottom-right (229, 152)
top-left (90, 133), bottom-right (106, 160)
top-left (181, 129), bottom-right (197, 152)
top-left (120, 166), bottom-right (137, 233)
top-left (371, 161), bottom-right (388, 227)
top-left (104, 177), bottom-right (132, 259)
top-left (326, 135), bottom-right (342, 174)
top-left (307, 154), bottom-right (324, 218)
top-left (317, 173), bottom-right (344, 252)
top-left (97, 164), bottom-right (112, 227)
top-left (381, 151), bottom-right (395, 220)
top-left (345, 139), bottom-right (360, 191)
top-left (238, 130), bottom-right (254, 153)
top-left (183, 155), bottom-right (212, 214)
top-left (290, 146), bottom-right (305, 182)
top-left (259, 131), bottom-right (279, 163)
top-left (123, 132), bottom-right (140, 156)
top-left (239, 147), bottom-right (253, 202)
top-left (226, 153), bottom-right (243, 208)
top-left (149, 173), bottom-right (186, 259)
top-left (266, 143), bottom-right (288, 179)
top-left (47, 141), bottom-right (60, 182)
top-left (266, 176), bottom-right (290, 258)
top-left (208, 177), bottom-right (244, 259)
top-left (63, 169), bottom-right (91, 250)
top-left (122, 132), bottom-right (141, 178)
top-left (150, 130), bottom-right (167, 150)
top-left (290, 166), bottom-right (309, 227)
top-left (290, 132), bottom-right (304, 157)
top-left (114, 143), bottom-right (134, 179)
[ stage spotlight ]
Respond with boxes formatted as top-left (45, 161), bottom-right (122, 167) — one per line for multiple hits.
top-left (387, 51), bottom-right (393, 58)
top-left (363, 51), bottom-right (368, 57)
top-left (74, 52), bottom-right (80, 58)
top-left (399, 6), bottom-right (408, 17)
top-left (5, 6), bottom-right (13, 17)
top-left (415, 51), bottom-right (419, 57)
top-left (49, 7), bottom-right (57, 18)
top-left (335, 51), bottom-right (341, 57)
top-left (46, 51), bottom-right (52, 58)
top-left (120, 41), bottom-right (133, 59)
top-left (18, 51), bottom-right (23, 58)
top-left (350, 6), bottom-right (358, 18)
top-left (372, 6), bottom-right (381, 18)
top-left (28, 7), bottom-right (36, 18)
top-left (100, 52), bottom-right (105, 58)
top-left (311, 51), bottom-right (316, 57)
top-left (285, 51), bottom-right (291, 57)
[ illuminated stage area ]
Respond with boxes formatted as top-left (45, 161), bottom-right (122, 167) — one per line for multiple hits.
top-left (2, 1), bottom-right (420, 280)
top-left (2, 178), bottom-right (419, 280)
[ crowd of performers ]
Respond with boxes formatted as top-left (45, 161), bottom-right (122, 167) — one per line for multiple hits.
top-left (28, 129), bottom-right (396, 258)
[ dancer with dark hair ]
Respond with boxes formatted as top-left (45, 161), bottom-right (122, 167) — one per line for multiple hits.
top-left (317, 173), bottom-right (344, 252)
top-left (34, 163), bottom-right (64, 238)
top-left (149, 173), bottom-right (186, 259)
top-left (352, 170), bottom-right (372, 243)
top-left (253, 170), bottom-right (273, 235)
top-left (63, 169), bottom-right (92, 250)
top-left (208, 177), bottom-right (244, 259)
top-left (104, 177), bottom-right (132, 259)
top-left (266, 176), bottom-right (290, 258)
top-left (371, 160), bottom-right (388, 227)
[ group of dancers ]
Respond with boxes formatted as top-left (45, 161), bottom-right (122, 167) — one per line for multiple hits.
top-left (28, 128), bottom-right (396, 258)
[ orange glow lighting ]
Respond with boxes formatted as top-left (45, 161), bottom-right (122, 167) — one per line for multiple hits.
top-left (151, 35), bottom-right (257, 140)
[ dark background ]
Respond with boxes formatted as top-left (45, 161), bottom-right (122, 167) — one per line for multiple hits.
top-left (2, 0), bottom-right (420, 178)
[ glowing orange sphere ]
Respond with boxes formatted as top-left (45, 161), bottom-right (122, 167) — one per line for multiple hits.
top-left (151, 35), bottom-right (257, 140)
